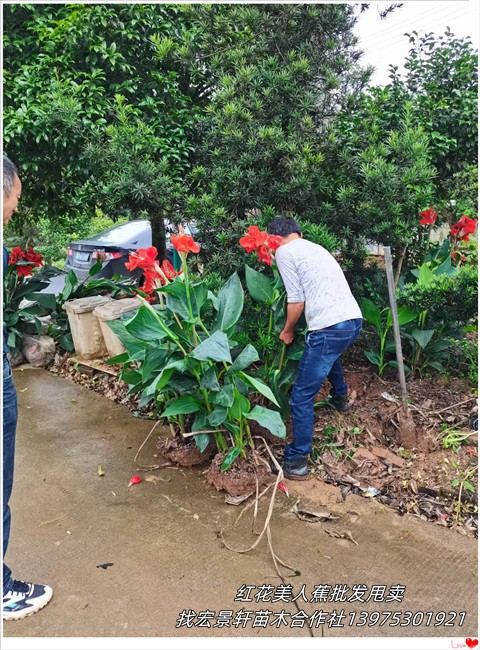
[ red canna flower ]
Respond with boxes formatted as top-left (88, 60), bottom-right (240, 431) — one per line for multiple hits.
top-left (8, 246), bottom-right (43, 277)
top-left (450, 215), bottom-right (477, 242)
top-left (160, 259), bottom-right (177, 280)
top-left (139, 270), bottom-right (160, 294)
top-left (26, 247), bottom-right (43, 265)
top-left (257, 244), bottom-right (273, 266)
top-left (266, 234), bottom-right (282, 252)
top-left (239, 226), bottom-right (283, 266)
top-left (239, 226), bottom-right (267, 253)
top-left (124, 247), bottom-right (159, 272)
top-left (418, 207), bottom-right (438, 226)
top-left (171, 234), bottom-right (200, 254)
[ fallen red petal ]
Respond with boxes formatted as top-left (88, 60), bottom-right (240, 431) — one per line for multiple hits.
top-left (278, 482), bottom-right (289, 498)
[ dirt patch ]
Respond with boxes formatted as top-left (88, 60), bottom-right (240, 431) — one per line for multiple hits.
top-left (309, 368), bottom-right (478, 535)
top-left (207, 452), bottom-right (272, 496)
top-left (158, 435), bottom-right (215, 467)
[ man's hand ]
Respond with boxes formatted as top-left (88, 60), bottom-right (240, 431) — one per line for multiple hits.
top-left (279, 302), bottom-right (304, 345)
top-left (280, 328), bottom-right (294, 345)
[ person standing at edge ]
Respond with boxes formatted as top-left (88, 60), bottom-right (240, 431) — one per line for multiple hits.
top-left (2, 155), bottom-right (53, 620)
top-left (267, 216), bottom-right (363, 480)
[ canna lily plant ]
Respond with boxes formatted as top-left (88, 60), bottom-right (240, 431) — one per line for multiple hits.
top-left (107, 231), bottom-right (287, 471)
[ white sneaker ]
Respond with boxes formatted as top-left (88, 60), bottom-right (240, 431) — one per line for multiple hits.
top-left (2, 580), bottom-right (53, 620)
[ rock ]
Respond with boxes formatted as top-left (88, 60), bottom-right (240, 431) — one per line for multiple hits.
top-left (371, 446), bottom-right (405, 468)
top-left (352, 448), bottom-right (378, 463)
top-left (22, 335), bottom-right (56, 367)
top-left (9, 350), bottom-right (25, 367)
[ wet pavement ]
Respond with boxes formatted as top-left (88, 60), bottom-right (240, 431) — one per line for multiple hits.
top-left (4, 368), bottom-right (478, 638)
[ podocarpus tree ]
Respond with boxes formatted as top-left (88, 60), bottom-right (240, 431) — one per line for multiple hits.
top-left (182, 4), bottom-right (371, 275)
top-left (323, 99), bottom-right (436, 274)
top-left (319, 29), bottom-right (477, 278)
top-left (393, 29), bottom-right (478, 195)
top-left (3, 4), bottom-right (198, 256)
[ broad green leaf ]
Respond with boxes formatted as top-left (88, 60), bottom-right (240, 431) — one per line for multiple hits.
top-left (161, 396), bottom-right (202, 417)
top-left (208, 290), bottom-right (219, 311)
top-left (121, 368), bottom-right (142, 387)
top-left (200, 366), bottom-right (221, 391)
top-left (246, 405), bottom-right (286, 439)
top-left (192, 412), bottom-right (211, 453)
top-left (397, 306), bottom-right (419, 326)
top-left (18, 305), bottom-right (44, 317)
top-left (125, 305), bottom-right (167, 342)
top-left (208, 406), bottom-right (228, 427)
top-left (418, 263), bottom-right (435, 286)
top-left (245, 264), bottom-right (274, 303)
top-left (163, 282), bottom-right (191, 321)
top-left (144, 367), bottom-right (175, 395)
top-left (212, 272), bottom-right (244, 333)
top-left (59, 333), bottom-right (74, 352)
top-left (238, 371), bottom-right (280, 407)
top-left (106, 352), bottom-right (129, 365)
top-left (361, 298), bottom-right (382, 332)
top-left (364, 349), bottom-right (381, 366)
top-left (228, 344), bottom-right (259, 375)
top-left (190, 281), bottom-right (208, 313)
top-left (33, 316), bottom-right (42, 335)
top-left (229, 391), bottom-right (251, 420)
top-left (211, 383), bottom-right (235, 407)
top-left (107, 319), bottom-right (149, 356)
top-left (194, 433), bottom-right (210, 454)
top-left (286, 341), bottom-right (303, 360)
top-left (427, 361), bottom-right (445, 372)
top-left (190, 331), bottom-right (232, 363)
top-left (434, 255), bottom-right (455, 277)
top-left (221, 446), bottom-right (242, 472)
top-left (62, 270), bottom-right (79, 302)
top-left (411, 328), bottom-right (435, 349)
top-left (427, 340), bottom-right (452, 353)
top-left (89, 260), bottom-right (103, 277)
top-left (26, 292), bottom-right (56, 311)
top-left (142, 346), bottom-right (172, 381)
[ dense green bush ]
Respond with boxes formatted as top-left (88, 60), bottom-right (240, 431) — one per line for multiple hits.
top-left (398, 264), bottom-right (478, 328)
top-left (450, 338), bottom-right (478, 386)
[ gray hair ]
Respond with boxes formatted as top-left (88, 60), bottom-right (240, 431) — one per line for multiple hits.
top-left (3, 155), bottom-right (18, 196)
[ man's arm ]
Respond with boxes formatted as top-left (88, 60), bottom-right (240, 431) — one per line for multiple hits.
top-left (275, 246), bottom-right (305, 345)
top-left (280, 302), bottom-right (304, 344)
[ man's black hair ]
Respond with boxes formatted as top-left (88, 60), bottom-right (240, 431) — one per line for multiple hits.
top-left (267, 216), bottom-right (302, 238)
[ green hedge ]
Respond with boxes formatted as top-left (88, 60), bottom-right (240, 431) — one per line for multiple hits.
top-left (398, 264), bottom-right (478, 328)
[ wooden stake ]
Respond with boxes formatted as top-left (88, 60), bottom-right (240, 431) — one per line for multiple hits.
top-left (384, 246), bottom-right (408, 410)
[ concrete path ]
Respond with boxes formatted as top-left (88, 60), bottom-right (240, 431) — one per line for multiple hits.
top-left (4, 368), bottom-right (478, 638)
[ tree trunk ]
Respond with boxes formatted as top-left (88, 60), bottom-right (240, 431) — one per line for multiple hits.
top-left (150, 213), bottom-right (167, 261)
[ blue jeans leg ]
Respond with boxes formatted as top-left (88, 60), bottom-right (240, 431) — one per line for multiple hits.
top-left (3, 357), bottom-right (17, 596)
top-left (285, 319), bottom-right (362, 461)
top-left (327, 357), bottom-right (347, 397)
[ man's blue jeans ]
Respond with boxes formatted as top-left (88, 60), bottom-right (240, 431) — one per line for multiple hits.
top-left (285, 318), bottom-right (362, 461)
top-left (3, 356), bottom-right (17, 596)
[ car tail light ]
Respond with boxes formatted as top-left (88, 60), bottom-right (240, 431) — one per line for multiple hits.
top-left (92, 251), bottom-right (123, 262)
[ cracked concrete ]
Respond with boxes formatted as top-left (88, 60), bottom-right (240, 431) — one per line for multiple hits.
top-left (3, 368), bottom-right (477, 638)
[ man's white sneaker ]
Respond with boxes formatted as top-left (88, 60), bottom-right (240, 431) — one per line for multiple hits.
top-left (2, 580), bottom-right (53, 620)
